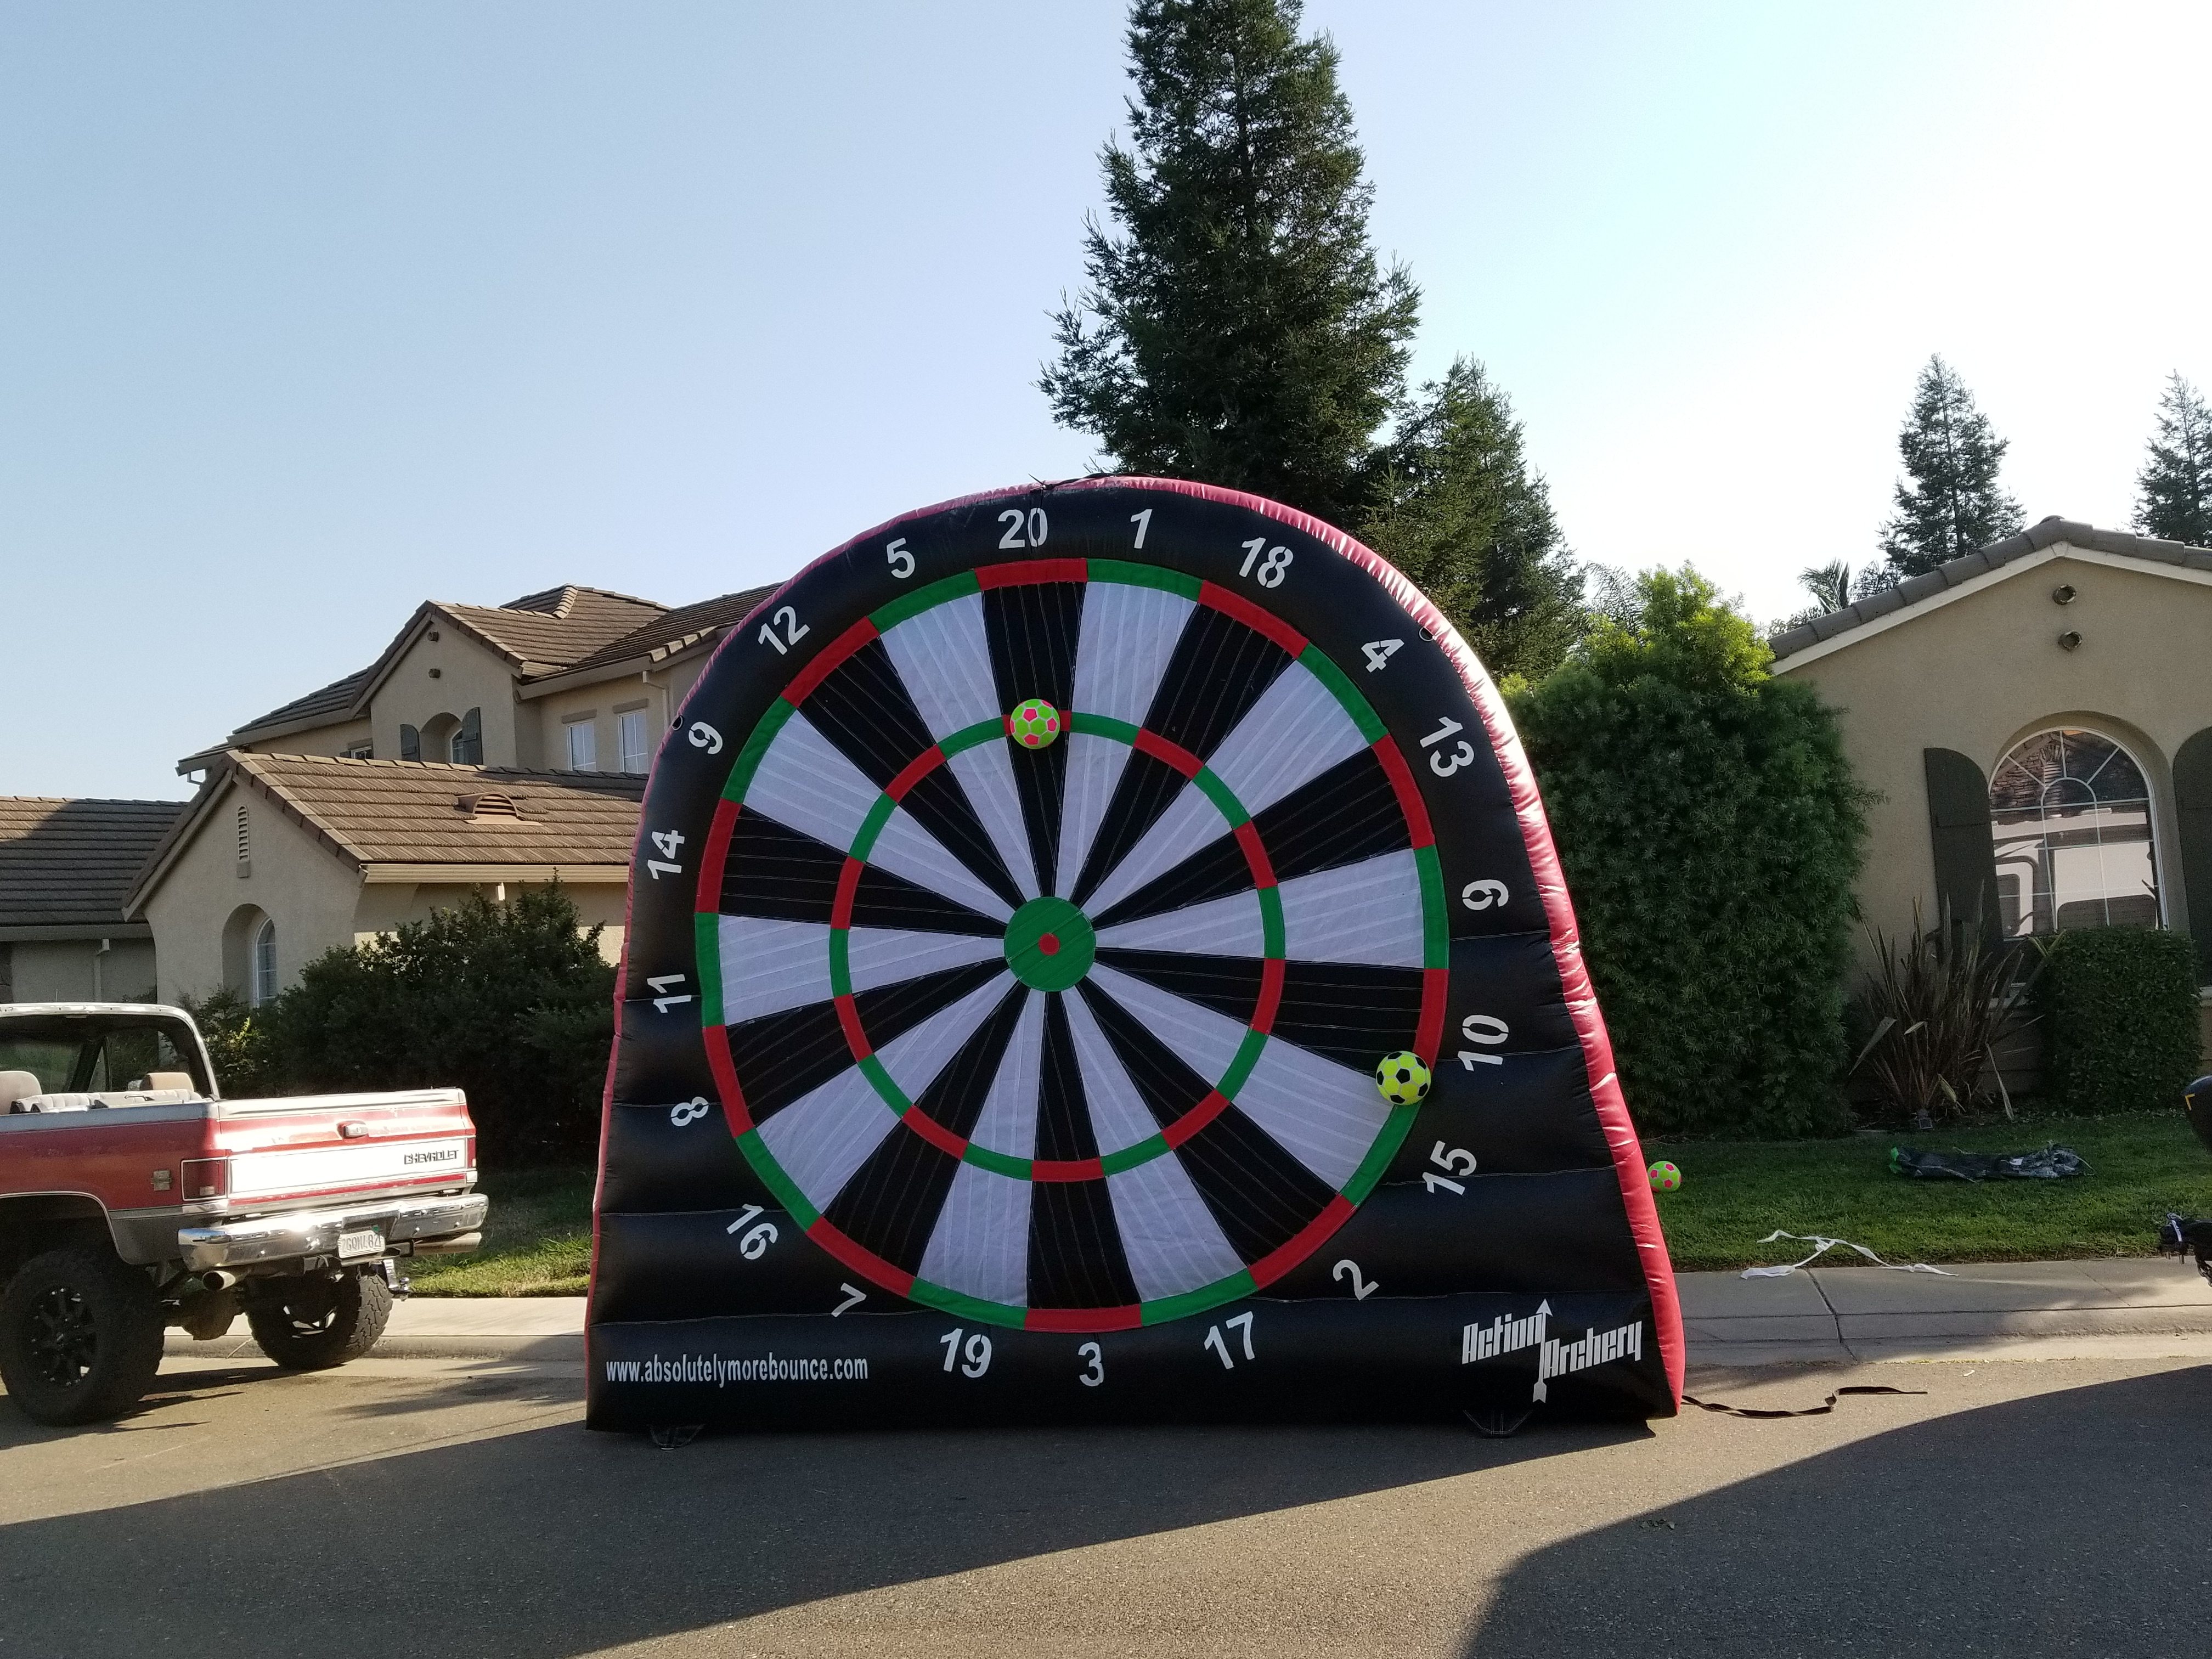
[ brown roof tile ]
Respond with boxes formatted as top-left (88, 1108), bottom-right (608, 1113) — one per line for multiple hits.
top-left (442, 587), bottom-right (667, 674)
top-left (555, 585), bottom-right (779, 675)
top-left (0, 798), bottom-right (188, 930)
top-left (230, 753), bottom-right (644, 868)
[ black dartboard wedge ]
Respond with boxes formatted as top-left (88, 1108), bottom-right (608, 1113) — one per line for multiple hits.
top-left (588, 479), bottom-right (1684, 1431)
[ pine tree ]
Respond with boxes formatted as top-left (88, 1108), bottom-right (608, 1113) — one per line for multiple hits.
top-left (1875, 357), bottom-right (2024, 578)
top-left (2136, 373), bottom-right (2212, 548)
top-left (1041, 0), bottom-right (1419, 526)
top-left (1361, 358), bottom-right (1582, 679)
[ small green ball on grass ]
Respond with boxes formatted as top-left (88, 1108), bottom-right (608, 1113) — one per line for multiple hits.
top-left (1648, 1160), bottom-right (1681, 1192)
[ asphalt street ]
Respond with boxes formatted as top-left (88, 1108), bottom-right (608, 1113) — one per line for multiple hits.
top-left (3, 1352), bottom-right (2209, 1658)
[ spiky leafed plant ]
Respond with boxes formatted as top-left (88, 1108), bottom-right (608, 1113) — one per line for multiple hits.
top-left (1853, 902), bottom-right (2040, 1126)
top-left (1798, 560), bottom-right (1854, 616)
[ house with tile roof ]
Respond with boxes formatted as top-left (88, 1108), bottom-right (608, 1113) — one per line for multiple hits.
top-left (125, 754), bottom-right (648, 1005)
top-left (176, 580), bottom-right (778, 780)
top-left (122, 578), bottom-right (777, 1005)
top-left (0, 798), bottom-right (185, 1001)
top-left (1770, 517), bottom-right (2212, 974)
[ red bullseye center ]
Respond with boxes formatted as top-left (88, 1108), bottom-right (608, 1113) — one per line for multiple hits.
top-left (1039, 933), bottom-right (1060, 956)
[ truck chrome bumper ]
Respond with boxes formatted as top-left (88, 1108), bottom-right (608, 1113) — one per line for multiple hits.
top-left (178, 1192), bottom-right (489, 1271)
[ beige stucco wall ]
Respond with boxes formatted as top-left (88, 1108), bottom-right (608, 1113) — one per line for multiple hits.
top-left (4, 938), bottom-right (159, 1002)
top-left (140, 779), bottom-right (364, 1003)
top-left (352, 878), bottom-right (627, 964)
top-left (236, 720), bottom-right (373, 761)
top-left (369, 627), bottom-right (520, 769)
top-left (1779, 546), bottom-right (2212, 959)
top-left (531, 678), bottom-right (674, 776)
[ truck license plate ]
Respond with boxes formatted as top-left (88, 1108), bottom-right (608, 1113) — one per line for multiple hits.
top-left (337, 1228), bottom-right (385, 1262)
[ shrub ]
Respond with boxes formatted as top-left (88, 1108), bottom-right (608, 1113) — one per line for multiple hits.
top-left (2040, 927), bottom-right (2201, 1115)
top-left (1510, 568), bottom-right (1870, 1138)
top-left (258, 884), bottom-right (614, 1165)
top-left (174, 986), bottom-right (279, 1099)
top-left (1853, 903), bottom-right (2040, 1125)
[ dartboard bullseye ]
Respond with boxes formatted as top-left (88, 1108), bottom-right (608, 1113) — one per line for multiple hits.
top-left (589, 479), bottom-right (1684, 1431)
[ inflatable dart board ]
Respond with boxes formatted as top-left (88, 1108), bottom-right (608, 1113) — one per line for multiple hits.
top-left (590, 479), bottom-right (1682, 1431)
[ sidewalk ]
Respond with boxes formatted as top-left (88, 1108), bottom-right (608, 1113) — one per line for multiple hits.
top-left (1681, 1255), bottom-right (2212, 1365)
top-left (166, 1257), bottom-right (2212, 1368)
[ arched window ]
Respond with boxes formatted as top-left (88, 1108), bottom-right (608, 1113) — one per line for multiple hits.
top-left (1989, 729), bottom-right (2160, 935)
top-left (251, 917), bottom-right (279, 1006)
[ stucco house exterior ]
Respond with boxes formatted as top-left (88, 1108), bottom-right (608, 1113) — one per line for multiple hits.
top-left (177, 580), bottom-right (775, 781)
top-left (1772, 517), bottom-right (2212, 982)
top-left (0, 797), bottom-right (183, 1001)
top-left (122, 753), bottom-right (645, 1006)
top-left (118, 577), bottom-right (774, 1005)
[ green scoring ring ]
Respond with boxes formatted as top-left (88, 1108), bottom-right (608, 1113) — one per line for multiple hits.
top-left (829, 709), bottom-right (1284, 1183)
top-left (693, 557), bottom-right (1451, 1330)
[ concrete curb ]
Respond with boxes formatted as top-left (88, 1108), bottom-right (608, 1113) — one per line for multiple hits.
top-left (162, 1260), bottom-right (2212, 1369)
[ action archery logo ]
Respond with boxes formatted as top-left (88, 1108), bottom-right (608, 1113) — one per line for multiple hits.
top-left (1461, 1301), bottom-right (1649, 1403)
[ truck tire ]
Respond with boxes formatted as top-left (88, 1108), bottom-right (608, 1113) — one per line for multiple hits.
top-left (246, 1269), bottom-right (393, 1370)
top-left (0, 1248), bottom-right (166, 1426)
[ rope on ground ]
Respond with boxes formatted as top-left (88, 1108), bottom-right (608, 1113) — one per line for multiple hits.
top-left (1740, 1230), bottom-right (1953, 1278)
top-left (1683, 1385), bottom-right (1926, 1419)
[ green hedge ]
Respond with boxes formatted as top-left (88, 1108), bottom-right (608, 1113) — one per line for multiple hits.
top-left (2041, 927), bottom-right (2202, 1114)
top-left (1511, 569), bottom-right (1869, 1138)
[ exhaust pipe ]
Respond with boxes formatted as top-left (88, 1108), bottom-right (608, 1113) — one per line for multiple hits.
top-left (199, 1269), bottom-right (239, 1291)
top-left (409, 1232), bottom-right (483, 1256)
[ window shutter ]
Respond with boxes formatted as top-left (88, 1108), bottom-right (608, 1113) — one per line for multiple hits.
top-left (2171, 727), bottom-right (2212, 971)
top-left (1924, 747), bottom-right (2000, 949)
top-left (455, 707), bottom-right (483, 764)
top-left (399, 724), bottom-right (420, 763)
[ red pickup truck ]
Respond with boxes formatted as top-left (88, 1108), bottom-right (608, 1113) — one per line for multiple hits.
top-left (0, 1001), bottom-right (487, 1425)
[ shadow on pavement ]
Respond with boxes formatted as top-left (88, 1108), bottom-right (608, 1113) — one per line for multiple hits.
top-left (0, 1396), bottom-right (1643, 1658)
top-left (1465, 1365), bottom-right (2212, 1658)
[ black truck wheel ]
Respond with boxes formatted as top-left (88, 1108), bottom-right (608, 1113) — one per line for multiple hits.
top-left (246, 1269), bottom-right (393, 1370)
top-left (0, 1248), bottom-right (166, 1426)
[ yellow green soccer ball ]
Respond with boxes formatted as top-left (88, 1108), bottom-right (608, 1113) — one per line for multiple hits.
top-left (1648, 1160), bottom-right (1681, 1192)
top-left (1375, 1051), bottom-right (1430, 1106)
top-left (1008, 698), bottom-right (1062, 749)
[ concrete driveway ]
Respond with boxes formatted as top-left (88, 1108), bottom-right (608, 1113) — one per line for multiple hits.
top-left (4, 1350), bottom-right (2209, 1657)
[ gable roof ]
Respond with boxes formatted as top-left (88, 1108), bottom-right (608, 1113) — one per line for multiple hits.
top-left (212, 583), bottom-right (778, 758)
top-left (1771, 517), bottom-right (2212, 668)
top-left (127, 753), bottom-right (645, 917)
top-left (438, 586), bottom-right (666, 675)
top-left (0, 797), bottom-right (188, 934)
top-left (555, 584), bottom-right (779, 677)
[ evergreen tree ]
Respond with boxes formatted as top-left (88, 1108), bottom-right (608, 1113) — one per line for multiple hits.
top-left (2136, 373), bottom-right (2212, 548)
top-left (1875, 357), bottom-right (2023, 578)
top-left (1361, 358), bottom-right (1582, 679)
top-left (1041, 0), bottom-right (1418, 526)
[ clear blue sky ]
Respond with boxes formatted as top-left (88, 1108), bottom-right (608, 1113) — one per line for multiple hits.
top-left (7, 2), bottom-right (2207, 800)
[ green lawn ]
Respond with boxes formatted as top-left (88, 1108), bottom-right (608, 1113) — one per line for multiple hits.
top-left (407, 1167), bottom-right (594, 1297)
top-left (408, 1113), bottom-right (2212, 1294)
top-left (1650, 1110), bottom-right (2212, 1271)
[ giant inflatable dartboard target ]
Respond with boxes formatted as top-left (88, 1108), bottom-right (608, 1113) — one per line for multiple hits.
top-left (590, 479), bottom-right (1683, 1431)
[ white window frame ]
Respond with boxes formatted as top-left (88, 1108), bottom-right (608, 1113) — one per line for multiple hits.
top-left (251, 918), bottom-right (278, 1007)
top-left (565, 716), bottom-right (599, 772)
top-left (616, 708), bottom-right (650, 774)
top-left (1988, 726), bottom-right (2164, 935)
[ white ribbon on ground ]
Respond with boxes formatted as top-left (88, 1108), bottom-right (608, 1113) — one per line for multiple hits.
top-left (1739, 1231), bottom-right (1953, 1278)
